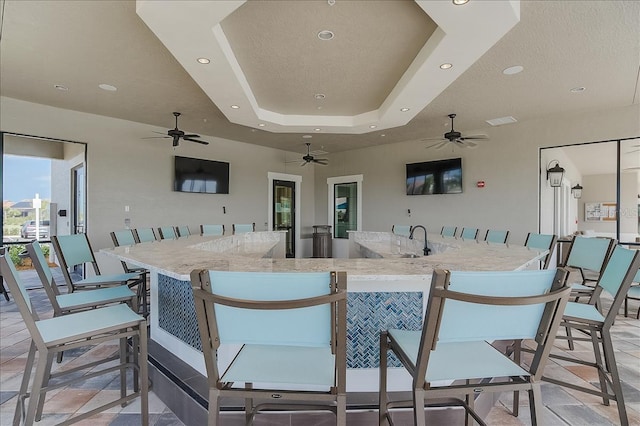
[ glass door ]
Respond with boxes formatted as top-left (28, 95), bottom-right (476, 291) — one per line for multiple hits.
top-left (334, 182), bottom-right (358, 238)
top-left (72, 164), bottom-right (85, 235)
top-left (273, 180), bottom-right (295, 258)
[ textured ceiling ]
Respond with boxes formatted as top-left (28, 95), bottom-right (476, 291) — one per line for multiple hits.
top-left (0, 0), bottom-right (638, 157)
top-left (220, 1), bottom-right (436, 116)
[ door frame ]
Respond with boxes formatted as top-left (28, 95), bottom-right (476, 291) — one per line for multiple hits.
top-left (268, 172), bottom-right (302, 258)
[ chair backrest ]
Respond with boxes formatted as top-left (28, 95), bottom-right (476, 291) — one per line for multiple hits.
top-left (111, 230), bottom-right (142, 273)
top-left (200, 224), bottom-right (225, 236)
top-left (392, 225), bottom-right (412, 237)
top-left (192, 269), bottom-right (347, 386)
top-left (197, 270), bottom-right (342, 346)
top-left (233, 223), bottom-right (255, 234)
top-left (460, 227), bottom-right (478, 240)
top-left (52, 234), bottom-right (100, 290)
top-left (0, 254), bottom-right (40, 326)
top-left (441, 226), bottom-right (457, 238)
top-left (134, 228), bottom-right (157, 243)
top-left (525, 233), bottom-right (557, 269)
top-left (158, 226), bottom-right (177, 240)
top-left (563, 236), bottom-right (614, 278)
top-left (416, 268), bottom-right (570, 381)
top-left (485, 229), bottom-right (509, 244)
top-left (27, 242), bottom-right (63, 312)
top-left (111, 229), bottom-right (137, 246)
top-left (176, 226), bottom-right (190, 238)
top-left (592, 245), bottom-right (640, 324)
top-left (437, 269), bottom-right (568, 342)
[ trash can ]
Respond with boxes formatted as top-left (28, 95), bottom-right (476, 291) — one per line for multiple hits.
top-left (312, 225), bottom-right (332, 258)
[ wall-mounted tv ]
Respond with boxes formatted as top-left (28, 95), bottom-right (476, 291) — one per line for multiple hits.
top-left (406, 157), bottom-right (462, 195)
top-left (174, 156), bottom-right (230, 194)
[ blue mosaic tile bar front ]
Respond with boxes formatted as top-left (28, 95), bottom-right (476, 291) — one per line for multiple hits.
top-left (158, 274), bottom-right (201, 351)
top-left (347, 292), bottom-right (422, 368)
top-left (157, 274), bottom-right (423, 368)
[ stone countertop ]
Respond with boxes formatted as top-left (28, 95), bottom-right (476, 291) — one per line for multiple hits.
top-left (101, 232), bottom-right (547, 281)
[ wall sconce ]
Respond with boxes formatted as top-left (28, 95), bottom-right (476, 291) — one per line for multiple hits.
top-left (546, 160), bottom-right (565, 187)
top-left (571, 183), bottom-right (583, 199)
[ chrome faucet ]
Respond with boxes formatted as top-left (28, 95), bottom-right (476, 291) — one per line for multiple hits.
top-left (409, 225), bottom-right (431, 256)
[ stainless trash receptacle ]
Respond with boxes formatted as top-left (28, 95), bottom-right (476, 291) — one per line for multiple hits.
top-left (312, 225), bottom-right (332, 258)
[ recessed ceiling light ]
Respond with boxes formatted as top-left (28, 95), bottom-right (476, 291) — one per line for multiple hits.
top-left (197, 57), bottom-right (210, 64)
top-left (314, 94), bottom-right (326, 100)
top-left (369, 125), bottom-right (377, 129)
top-left (54, 84), bottom-right (68, 91)
top-left (316, 106), bottom-right (323, 110)
top-left (258, 123), bottom-right (266, 127)
top-left (400, 108), bottom-right (410, 112)
top-left (570, 86), bottom-right (586, 93)
top-left (98, 83), bottom-right (117, 92)
top-left (380, 134), bottom-right (386, 137)
top-left (302, 135), bottom-right (312, 139)
top-left (314, 128), bottom-right (322, 132)
top-left (453, 0), bottom-right (469, 5)
top-left (318, 30), bottom-right (334, 41)
top-left (230, 105), bottom-right (240, 109)
top-left (440, 63), bottom-right (453, 70)
top-left (502, 65), bottom-right (523, 75)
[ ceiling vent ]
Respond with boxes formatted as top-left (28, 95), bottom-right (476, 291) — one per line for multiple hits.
top-left (486, 116), bottom-right (517, 126)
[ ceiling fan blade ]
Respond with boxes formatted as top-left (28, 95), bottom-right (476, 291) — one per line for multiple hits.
top-left (313, 159), bottom-right (329, 165)
top-left (421, 137), bottom-right (447, 141)
top-left (183, 134), bottom-right (200, 138)
top-left (183, 137), bottom-right (209, 145)
top-left (300, 161), bottom-right (308, 167)
top-left (427, 141), bottom-right (449, 150)
top-left (459, 134), bottom-right (488, 140)
top-left (141, 136), bottom-right (170, 139)
top-left (459, 140), bottom-right (478, 148)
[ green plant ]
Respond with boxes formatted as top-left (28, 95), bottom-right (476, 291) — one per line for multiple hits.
top-left (7, 244), bottom-right (26, 266)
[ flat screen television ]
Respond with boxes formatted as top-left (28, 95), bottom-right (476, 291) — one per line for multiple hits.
top-left (406, 158), bottom-right (462, 195)
top-left (174, 156), bottom-right (230, 194)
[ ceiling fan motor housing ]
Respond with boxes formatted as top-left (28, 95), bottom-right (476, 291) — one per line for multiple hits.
top-left (445, 130), bottom-right (462, 141)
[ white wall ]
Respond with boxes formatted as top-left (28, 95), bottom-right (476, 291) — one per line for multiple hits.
top-left (1, 97), bottom-right (317, 253)
top-left (2, 96), bottom-right (638, 253)
top-left (314, 104), bottom-right (640, 246)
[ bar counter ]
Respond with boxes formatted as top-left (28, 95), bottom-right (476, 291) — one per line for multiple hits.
top-left (101, 231), bottom-right (547, 392)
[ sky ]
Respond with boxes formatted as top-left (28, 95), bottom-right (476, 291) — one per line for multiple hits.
top-left (3, 155), bottom-right (52, 202)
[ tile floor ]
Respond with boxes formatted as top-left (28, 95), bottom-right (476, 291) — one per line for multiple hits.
top-left (1, 269), bottom-right (639, 425)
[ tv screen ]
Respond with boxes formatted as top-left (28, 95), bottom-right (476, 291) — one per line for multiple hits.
top-left (406, 158), bottom-right (462, 195)
top-left (174, 156), bottom-right (230, 194)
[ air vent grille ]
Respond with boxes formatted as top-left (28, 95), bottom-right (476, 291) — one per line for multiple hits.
top-left (486, 116), bottom-right (517, 126)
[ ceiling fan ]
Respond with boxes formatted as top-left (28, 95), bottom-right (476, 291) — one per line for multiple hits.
top-left (423, 113), bottom-right (488, 149)
top-left (144, 112), bottom-right (209, 147)
top-left (289, 143), bottom-right (329, 166)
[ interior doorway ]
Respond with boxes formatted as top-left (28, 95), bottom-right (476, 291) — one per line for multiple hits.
top-left (267, 172), bottom-right (302, 258)
top-left (273, 179), bottom-right (295, 258)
